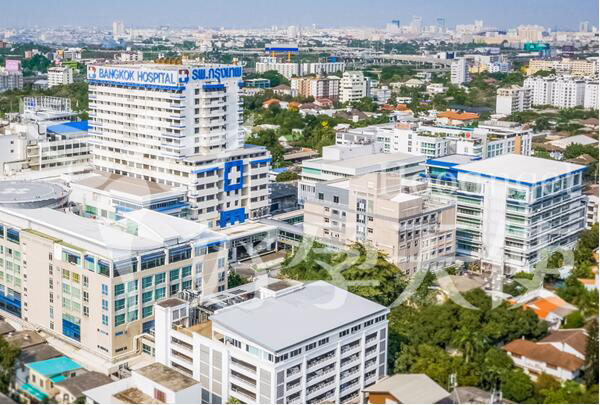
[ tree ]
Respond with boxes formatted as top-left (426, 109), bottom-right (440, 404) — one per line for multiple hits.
top-left (501, 369), bottom-right (535, 403)
top-left (0, 336), bottom-right (20, 393)
top-left (563, 311), bottom-right (585, 328)
top-left (227, 272), bottom-right (249, 289)
top-left (584, 318), bottom-right (599, 387)
top-left (275, 171), bottom-right (299, 182)
top-left (227, 396), bottom-right (242, 404)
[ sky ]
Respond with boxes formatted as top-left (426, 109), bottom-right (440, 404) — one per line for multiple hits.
top-left (2, 0), bottom-right (598, 30)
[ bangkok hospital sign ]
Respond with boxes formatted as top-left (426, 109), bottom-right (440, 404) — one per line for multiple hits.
top-left (87, 65), bottom-right (243, 88)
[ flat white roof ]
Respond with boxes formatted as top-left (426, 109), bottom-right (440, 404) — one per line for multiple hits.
top-left (211, 280), bottom-right (387, 352)
top-left (390, 192), bottom-right (421, 203)
top-left (306, 152), bottom-right (423, 173)
top-left (455, 154), bottom-right (585, 185)
top-left (0, 207), bottom-right (223, 260)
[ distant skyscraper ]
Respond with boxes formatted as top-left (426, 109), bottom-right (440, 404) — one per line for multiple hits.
top-left (436, 17), bottom-right (446, 33)
top-left (579, 21), bottom-right (590, 32)
top-left (392, 19), bottom-right (401, 28)
top-left (411, 16), bottom-right (422, 33)
top-left (112, 20), bottom-right (125, 39)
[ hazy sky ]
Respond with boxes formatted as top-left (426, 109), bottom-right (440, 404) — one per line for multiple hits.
top-left (2, 0), bottom-right (598, 30)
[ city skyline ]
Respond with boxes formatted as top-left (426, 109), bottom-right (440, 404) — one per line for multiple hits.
top-left (1, 0), bottom-right (598, 30)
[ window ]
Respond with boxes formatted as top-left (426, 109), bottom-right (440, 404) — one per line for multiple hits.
top-left (154, 389), bottom-right (166, 402)
top-left (114, 314), bottom-right (125, 327)
top-left (142, 291), bottom-right (153, 304)
top-left (333, 195), bottom-right (339, 204)
top-left (290, 348), bottom-right (301, 358)
top-left (218, 257), bottom-right (226, 269)
top-left (128, 310), bottom-right (138, 322)
top-left (306, 342), bottom-right (316, 351)
top-left (114, 299), bottom-right (125, 311)
top-left (169, 246), bottom-right (191, 263)
top-left (114, 284), bottom-right (125, 296)
top-left (128, 280), bottom-right (138, 292)
top-left (142, 306), bottom-right (153, 318)
top-left (102, 299), bottom-right (108, 311)
top-left (141, 252), bottom-right (165, 271)
top-left (155, 273), bottom-right (166, 284)
top-left (142, 276), bottom-right (153, 289)
top-left (318, 193), bottom-right (324, 200)
top-left (170, 269), bottom-right (180, 281)
top-left (181, 266), bottom-right (192, 278)
top-left (155, 287), bottom-right (166, 300)
top-left (102, 314), bottom-right (108, 326)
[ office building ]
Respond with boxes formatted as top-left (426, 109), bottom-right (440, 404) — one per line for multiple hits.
top-left (303, 172), bottom-right (456, 273)
top-left (339, 71), bottom-right (369, 103)
top-left (48, 67), bottom-right (73, 88)
top-left (450, 58), bottom-right (470, 85)
top-left (87, 63), bottom-right (271, 229)
top-left (151, 277), bottom-right (389, 404)
top-left (584, 80), bottom-right (598, 110)
top-left (299, 144), bottom-right (425, 204)
top-left (291, 75), bottom-right (340, 101)
top-left (453, 154), bottom-right (586, 274)
top-left (496, 86), bottom-right (533, 115)
top-left (112, 21), bottom-right (125, 39)
top-left (0, 206), bottom-right (228, 364)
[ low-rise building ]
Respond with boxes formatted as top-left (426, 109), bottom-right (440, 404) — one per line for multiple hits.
top-left (361, 374), bottom-right (451, 404)
top-left (151, 277), bottom-right (389, 404)
top-left (303, 172), bottom-right (456, 274)
top-left (503, 329), bottom-right (587, 381)
top-left (83, 362), bottom-right (202, 404)
top-left (54, 371), bottom-right (113, 404)
top-left (19, 357), bottom-right (84, 403)
top-left (70, 173), bottom-right (189, 221)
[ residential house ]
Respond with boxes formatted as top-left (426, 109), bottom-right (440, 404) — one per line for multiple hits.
top-left (19, 357), bottom-right (84, 403)
top-left (361, 374), bottom-right (451, 404)
top-left (54, 371), bottom-right (113, 403)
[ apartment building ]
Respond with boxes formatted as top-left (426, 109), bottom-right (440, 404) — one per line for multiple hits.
top-left (152, 277), bottom-right (389, 404)
top-left (496, 86), bottom-right (533, 115)
top-left (48, 67), bottom-right (74, 88)
top-left (524, 75), bottom-right (589, 108)
top-left (87, 63), bottom-right (271, 228)
top-left (303, 173), bottom-right (456, 273)
top-left (453, 154), bottom-right (586, 274)
top-left (584, 80), bottom-right (598, 110)
top-left (0, 70), bottom-right (23, 92)
top-left (255, 57), bottom-right (345, 79)
top-left (0, 206), bottom-right (228, 365)
top-left (527, 58), bottom-right (598, 77)
top-left (339, 71), bottom-right (369, 103)
top-left (450, 58), bottom-right (470, 85)
top-left (336, 121), bottom-right (532, 159)
top-left (298, 144), bottom-right (425, 204)
top-left (300, 61), bottom-right (346, 76)
top-left (291, 75), bottom-right (340, 101)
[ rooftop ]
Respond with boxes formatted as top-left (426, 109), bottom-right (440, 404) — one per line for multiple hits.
top-left (135, 362), bottom-right (199, 392)
top-left (156, 298), bottom-right (186, 308)
top-left (539, 328), bottom-right (588, 355)
top-left (306, 151), bottom-right (423, 172)
top-left (19, 344), bottom-right (63, 364)
top-left (0, 320), bottom-right (16, 335)
top-left (3, 330), bottom-right (45, 349)
top-left (0, 181), bottom-right (69, 207)
top-left (55, 371), bottom-right (113, 399)
top-left (27, 356), bottom-right (81, 377)
top-left (211, 280), bottom-right (387, 352)
top-left (455, 154), bottom-right (585, 185)
top-left (114, 387), bottom-right (161, 404)
top-left (73, 173), bottom-right (179, 197)
top-left (503, 339), bottom-right (585, 371)
top-left (426, 154), bottom-right (480, 167)
top-left (363, 374), bottom-right (451, 404)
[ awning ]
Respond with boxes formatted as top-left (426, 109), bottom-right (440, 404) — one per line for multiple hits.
top-left (21, 384), bottom-right (49, 401)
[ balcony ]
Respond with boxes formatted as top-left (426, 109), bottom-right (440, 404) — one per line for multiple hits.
top-left (230, 384), bottom-right (256, 403)
top-left (231, 357), bottom-right (257, 374)
top-left (306, 377), bottom-right (335, 398)
top-left (340, 353), bottom-right (360, 368)
top-left (306, 364), bottom-right (335, 384)
top-left (341, 340), bottom-right (361, 355)
top-left (286, 378), bottom-right (301, 392)
top-left (307, 350), bottom-right (336, 370)
top-left (287, 365), bottom-right (301, 378)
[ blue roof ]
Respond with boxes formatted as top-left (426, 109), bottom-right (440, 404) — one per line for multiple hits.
top-left (27, 356), bottom-right (81, 377)
top-left (47, 121), bottom-right (89, 135)
top-left (21, 384), bottom-right (48, 401)
top-left (271, 167), bottom-right (288, 174)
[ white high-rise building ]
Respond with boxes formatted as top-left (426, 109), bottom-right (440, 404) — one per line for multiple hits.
top-left (496, 86), bottom-right (533, 115)
top-left (47, 66), bottom-right (73, 88)
top-left (339, 71), bottom-right (369, 103)
top-left (524, 75), bottom-right (588, 109)
top-left (87, 63), bottom-right (271, 229)
top-left (450, 58), bottom-right (470, 85)
top-left (552, 76), bottom-right (586, 108)
top-left (584, 80), bottom-right (599, 110)
top-left (152, 278), bottom-right (389, 404)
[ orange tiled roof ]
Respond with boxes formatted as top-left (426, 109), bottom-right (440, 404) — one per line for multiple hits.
top-left (263, 98), bottom-right (280, 106)
top-left (578, 278), bottom-right (596, 286)
top-left (437, 111), bottom-right (480, 121)
top-left (503, 339), bottom-right (585, 372)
